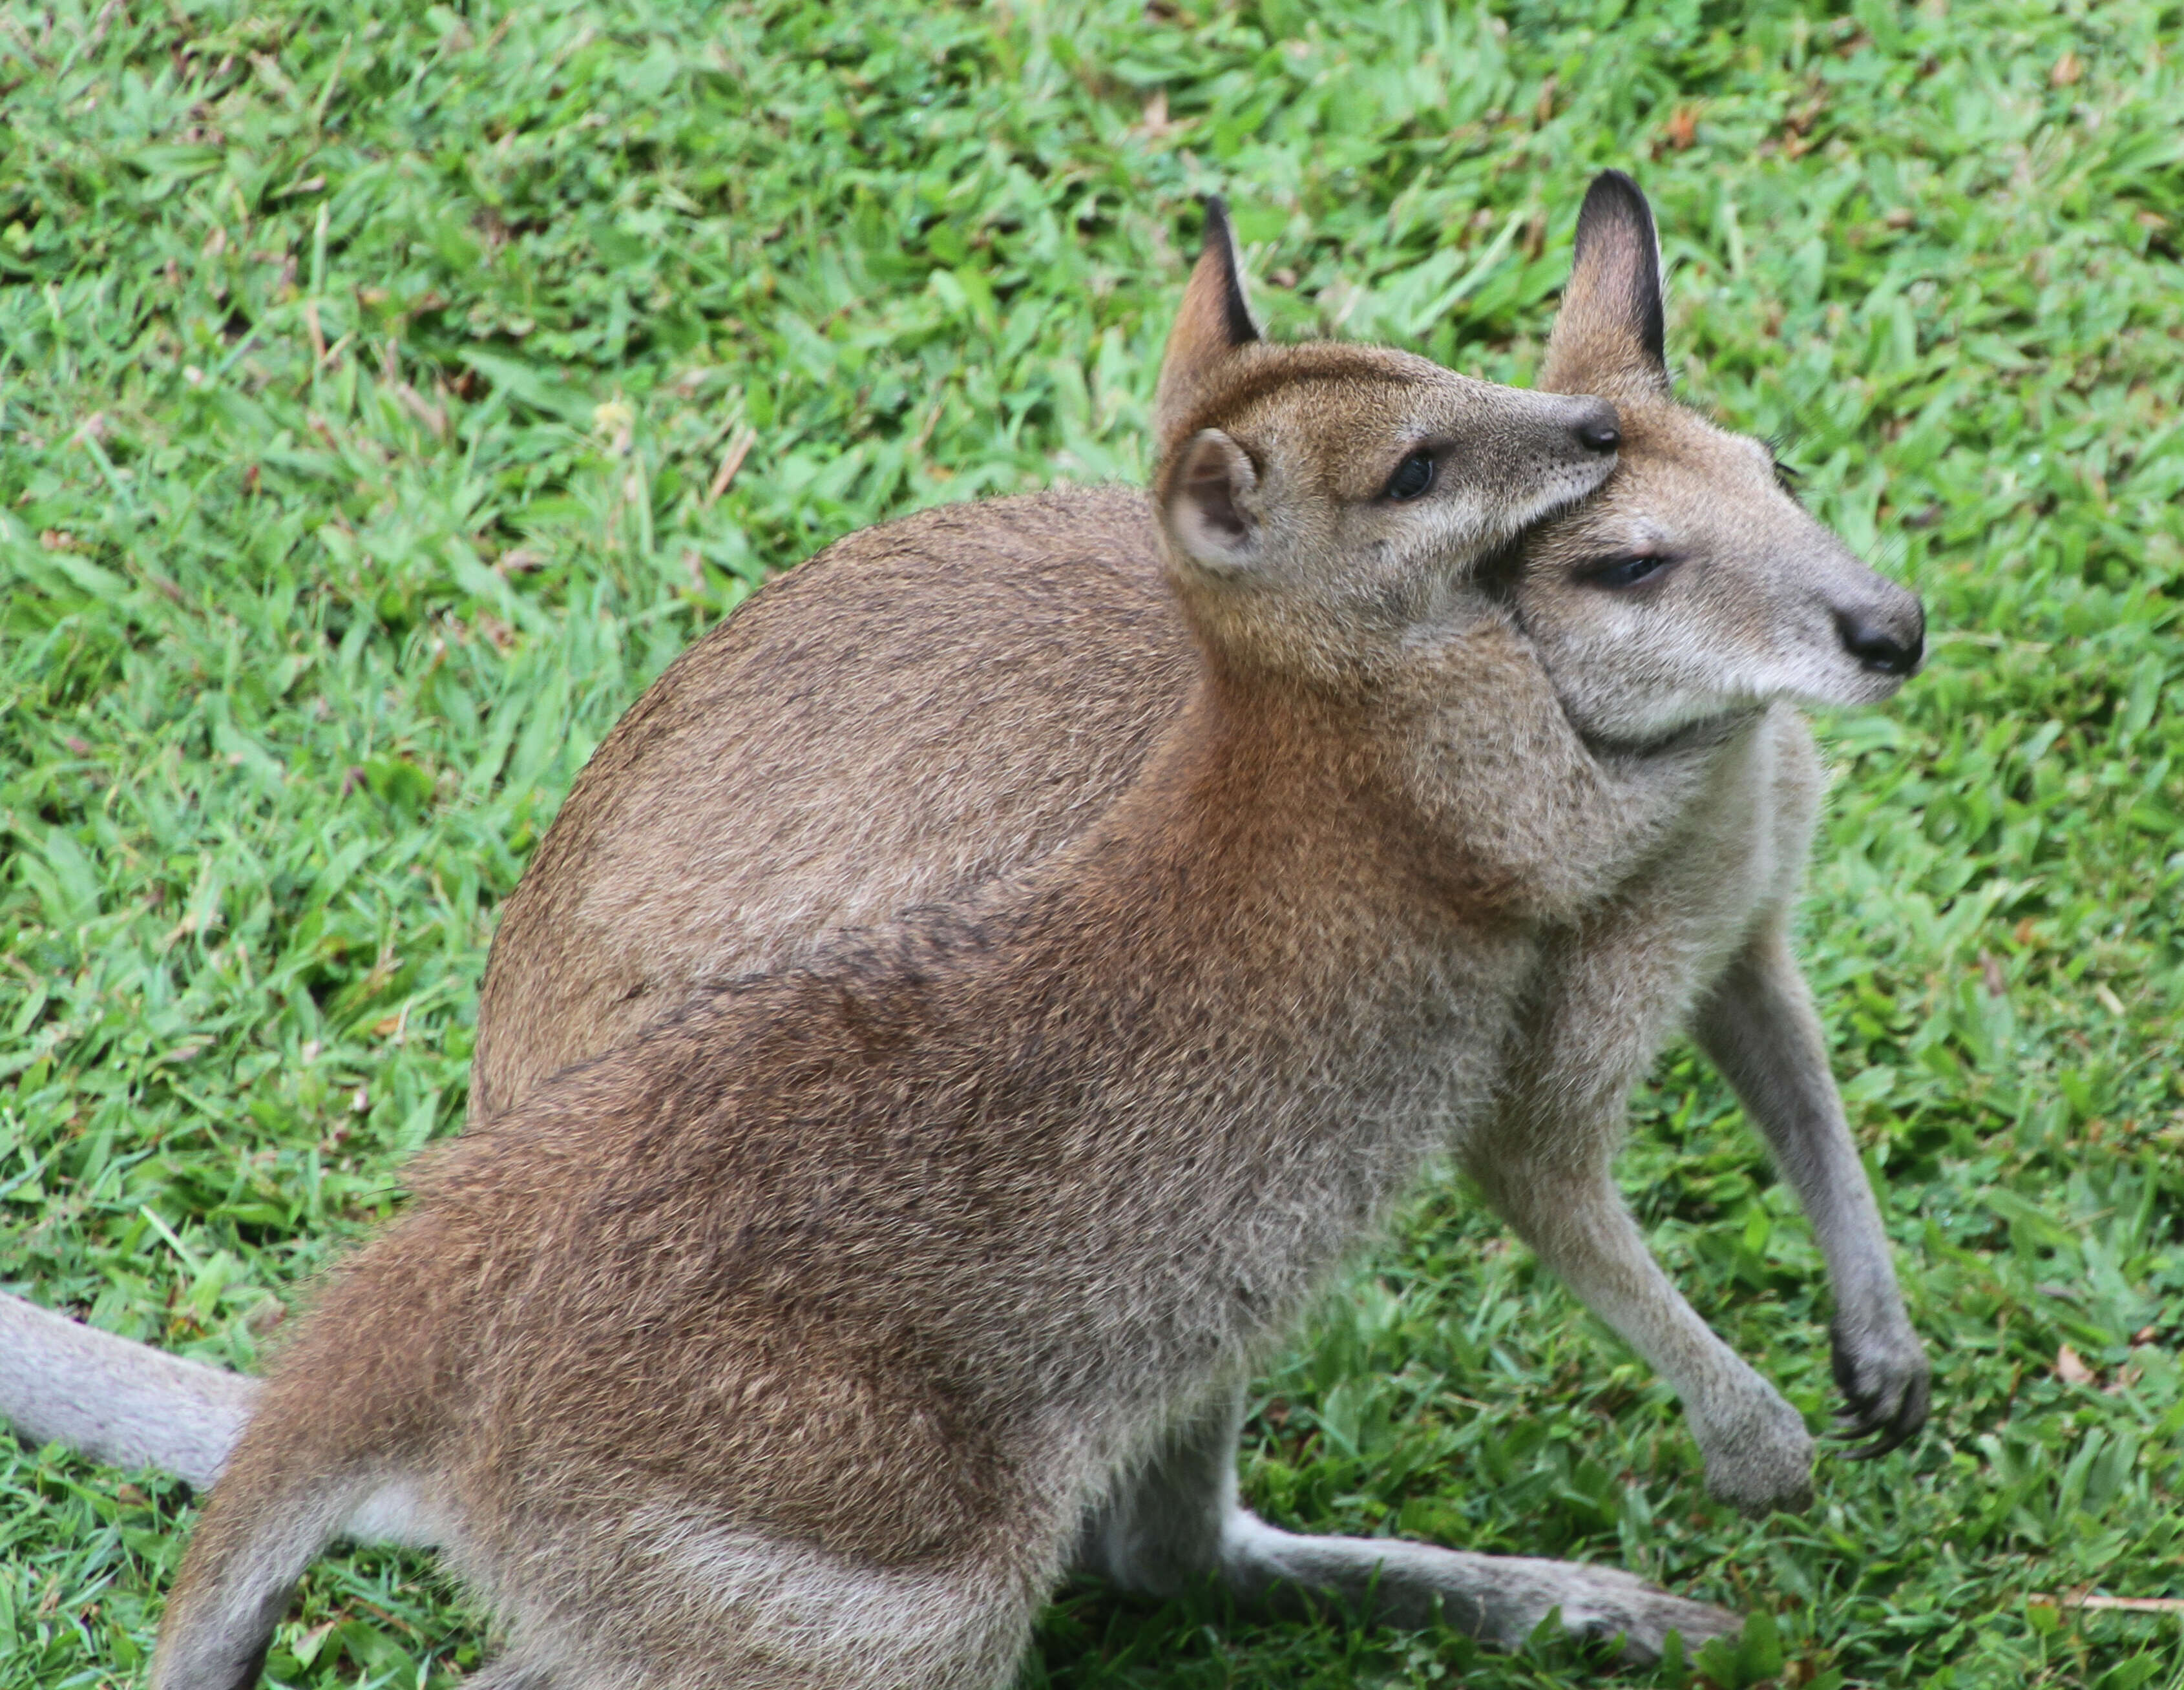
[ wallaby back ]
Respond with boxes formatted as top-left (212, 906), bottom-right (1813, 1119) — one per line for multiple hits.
top-left (472, 486), bottom-right (1187, 1121)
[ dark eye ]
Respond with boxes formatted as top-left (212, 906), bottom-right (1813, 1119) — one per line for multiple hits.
top-left (1384, 452), bottom-right (1436, 501)
top-left (1579, 552), bottom-right (1673, 589)
top-left (1772, 459), bottom-right (1805, 498)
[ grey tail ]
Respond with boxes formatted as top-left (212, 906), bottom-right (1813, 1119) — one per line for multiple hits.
top-left (1, 1292), bottom-right (259, 1488)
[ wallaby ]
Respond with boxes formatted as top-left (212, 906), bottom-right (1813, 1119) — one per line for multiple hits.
top-left (479, 174), bottom-right (1931, 1522)
top-left (15, 174), bottom-right (1927, 1669)
top-left (145, 196), bottom-right (1783, 1690)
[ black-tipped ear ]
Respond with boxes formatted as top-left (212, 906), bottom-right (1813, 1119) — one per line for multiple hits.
top-left (1573, 171), bottom-right (1664, 366)
top-left (1153, 197), bottom-right (1261, 448)
top-left (1199, 196), bottom-right (1260, 349)
top-left (1539, 170), bottom-right (1670, 399)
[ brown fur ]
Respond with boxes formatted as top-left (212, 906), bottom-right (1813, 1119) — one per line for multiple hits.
top-left (155, 202), bottom-right (1755, 1690)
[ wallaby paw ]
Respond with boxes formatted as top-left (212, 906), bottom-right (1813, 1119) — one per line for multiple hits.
top-left (1698, 1393), bottom-right (1816, 1516)
top-left (1553, 1571), bottom-right (1743, 1666)
top-left (1829, 1315), bottom-right (1930, 1459)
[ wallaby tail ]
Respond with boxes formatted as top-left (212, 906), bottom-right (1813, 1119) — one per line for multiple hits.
top-left (151, 1216), bottom-right (465, 1690)
top-left (0, 1292), bottom-right (259, 1488)
top-left (154, 1353), bottom-right (443, 1690)
top-left (151, 1425), bottom-right (402, 1690)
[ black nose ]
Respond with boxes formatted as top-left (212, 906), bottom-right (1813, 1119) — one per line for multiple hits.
top-left (1570, 401), bottom-right (1621, 454)
top-left (1836, 603), bottom-right (1926, 676)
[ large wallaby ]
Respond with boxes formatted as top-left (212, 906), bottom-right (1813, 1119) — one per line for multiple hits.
top-left (10, 174), bottom-right (1926, 1673)
top-left (142, 196), bottom-right (1788, 1690)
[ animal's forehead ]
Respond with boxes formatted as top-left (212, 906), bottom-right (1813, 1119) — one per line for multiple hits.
top-left (1615, 399), bottom-right (1770, 474)
top-left (1177, 342), bottom-right (1451, 441)
top-left (1232, 375), bottom-right (1465, 445)
top-left (1527, 402), bottom-right (1782, 558)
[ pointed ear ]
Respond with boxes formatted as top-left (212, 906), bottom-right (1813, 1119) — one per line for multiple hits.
top-left (1162, 429), bottom-right (1261, 574)
top-left (1153, 197), bottom-right (1261, 448)
top-left (1539, 171), bottom-right (1670, 400)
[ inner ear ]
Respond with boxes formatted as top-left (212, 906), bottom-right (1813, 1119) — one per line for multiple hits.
top-left (1538, 170), bottom-right (1670, 400)
top-left (1164, 429), bottom-right (1260, 569)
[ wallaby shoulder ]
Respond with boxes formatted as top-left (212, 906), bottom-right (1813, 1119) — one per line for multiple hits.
top-left (474, 485), bottom-right (1192, 1121)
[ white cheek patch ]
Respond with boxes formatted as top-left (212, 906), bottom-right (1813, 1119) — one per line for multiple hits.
top-left (1392, 493), bottom-right (1499, 576)
top-left (1544, 618), bottom-right (1750, 743)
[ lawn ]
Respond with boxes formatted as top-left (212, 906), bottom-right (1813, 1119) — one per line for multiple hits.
top-left (3, 0), bottom-right (2182, 1685)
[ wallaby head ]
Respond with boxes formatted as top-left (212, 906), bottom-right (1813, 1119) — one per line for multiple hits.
top-left (1520, 170), bottom-right (1927, 748)
top-left (445, 180), bottom-right (1930, 1129)
top-left (1155, 199), bottom-right (1623, 687)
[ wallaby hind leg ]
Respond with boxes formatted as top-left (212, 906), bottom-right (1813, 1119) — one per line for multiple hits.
top-left (1078, 1385), bottom-right (1739, 1665)
top-left (1074, 1388), bottom-right (1239, 1598)
top-left (1220, 1521), bottom-right (1739, 1664)
top-left (449, 1659), bottom-right (556, 1690)
top-left (517, 1538), bottom-right (1044, 1690)
top-left (154, 1466), bottom-right (394, 1690)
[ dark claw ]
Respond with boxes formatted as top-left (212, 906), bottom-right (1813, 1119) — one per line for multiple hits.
top-left (1827, 1318), bottom-right (1931, 1463)
top-left (1825, 1373), bottom-right (1928, 1461)
top-left (1838, 1408), bottom-right (1917, 1460)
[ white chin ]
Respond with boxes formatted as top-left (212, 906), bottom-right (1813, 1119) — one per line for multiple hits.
top-left (1591, 691), bottom-right (1748, 744)
top-left (1779, 665), bottom-right (1907, 709)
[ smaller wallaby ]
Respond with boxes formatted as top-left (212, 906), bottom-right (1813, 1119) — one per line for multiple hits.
top-left (153, 207), bottom-right (1739, 1690)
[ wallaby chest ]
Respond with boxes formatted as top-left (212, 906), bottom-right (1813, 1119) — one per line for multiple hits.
top-left (1476, 705), bottom-right (1823, 1149)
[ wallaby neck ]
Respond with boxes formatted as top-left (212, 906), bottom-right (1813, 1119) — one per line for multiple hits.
top-left (1050, 663), bottom-right (1528, 949)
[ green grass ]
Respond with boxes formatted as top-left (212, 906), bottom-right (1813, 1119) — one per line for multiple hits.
top-left (3, 0), bottom-right (2182, 1684)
